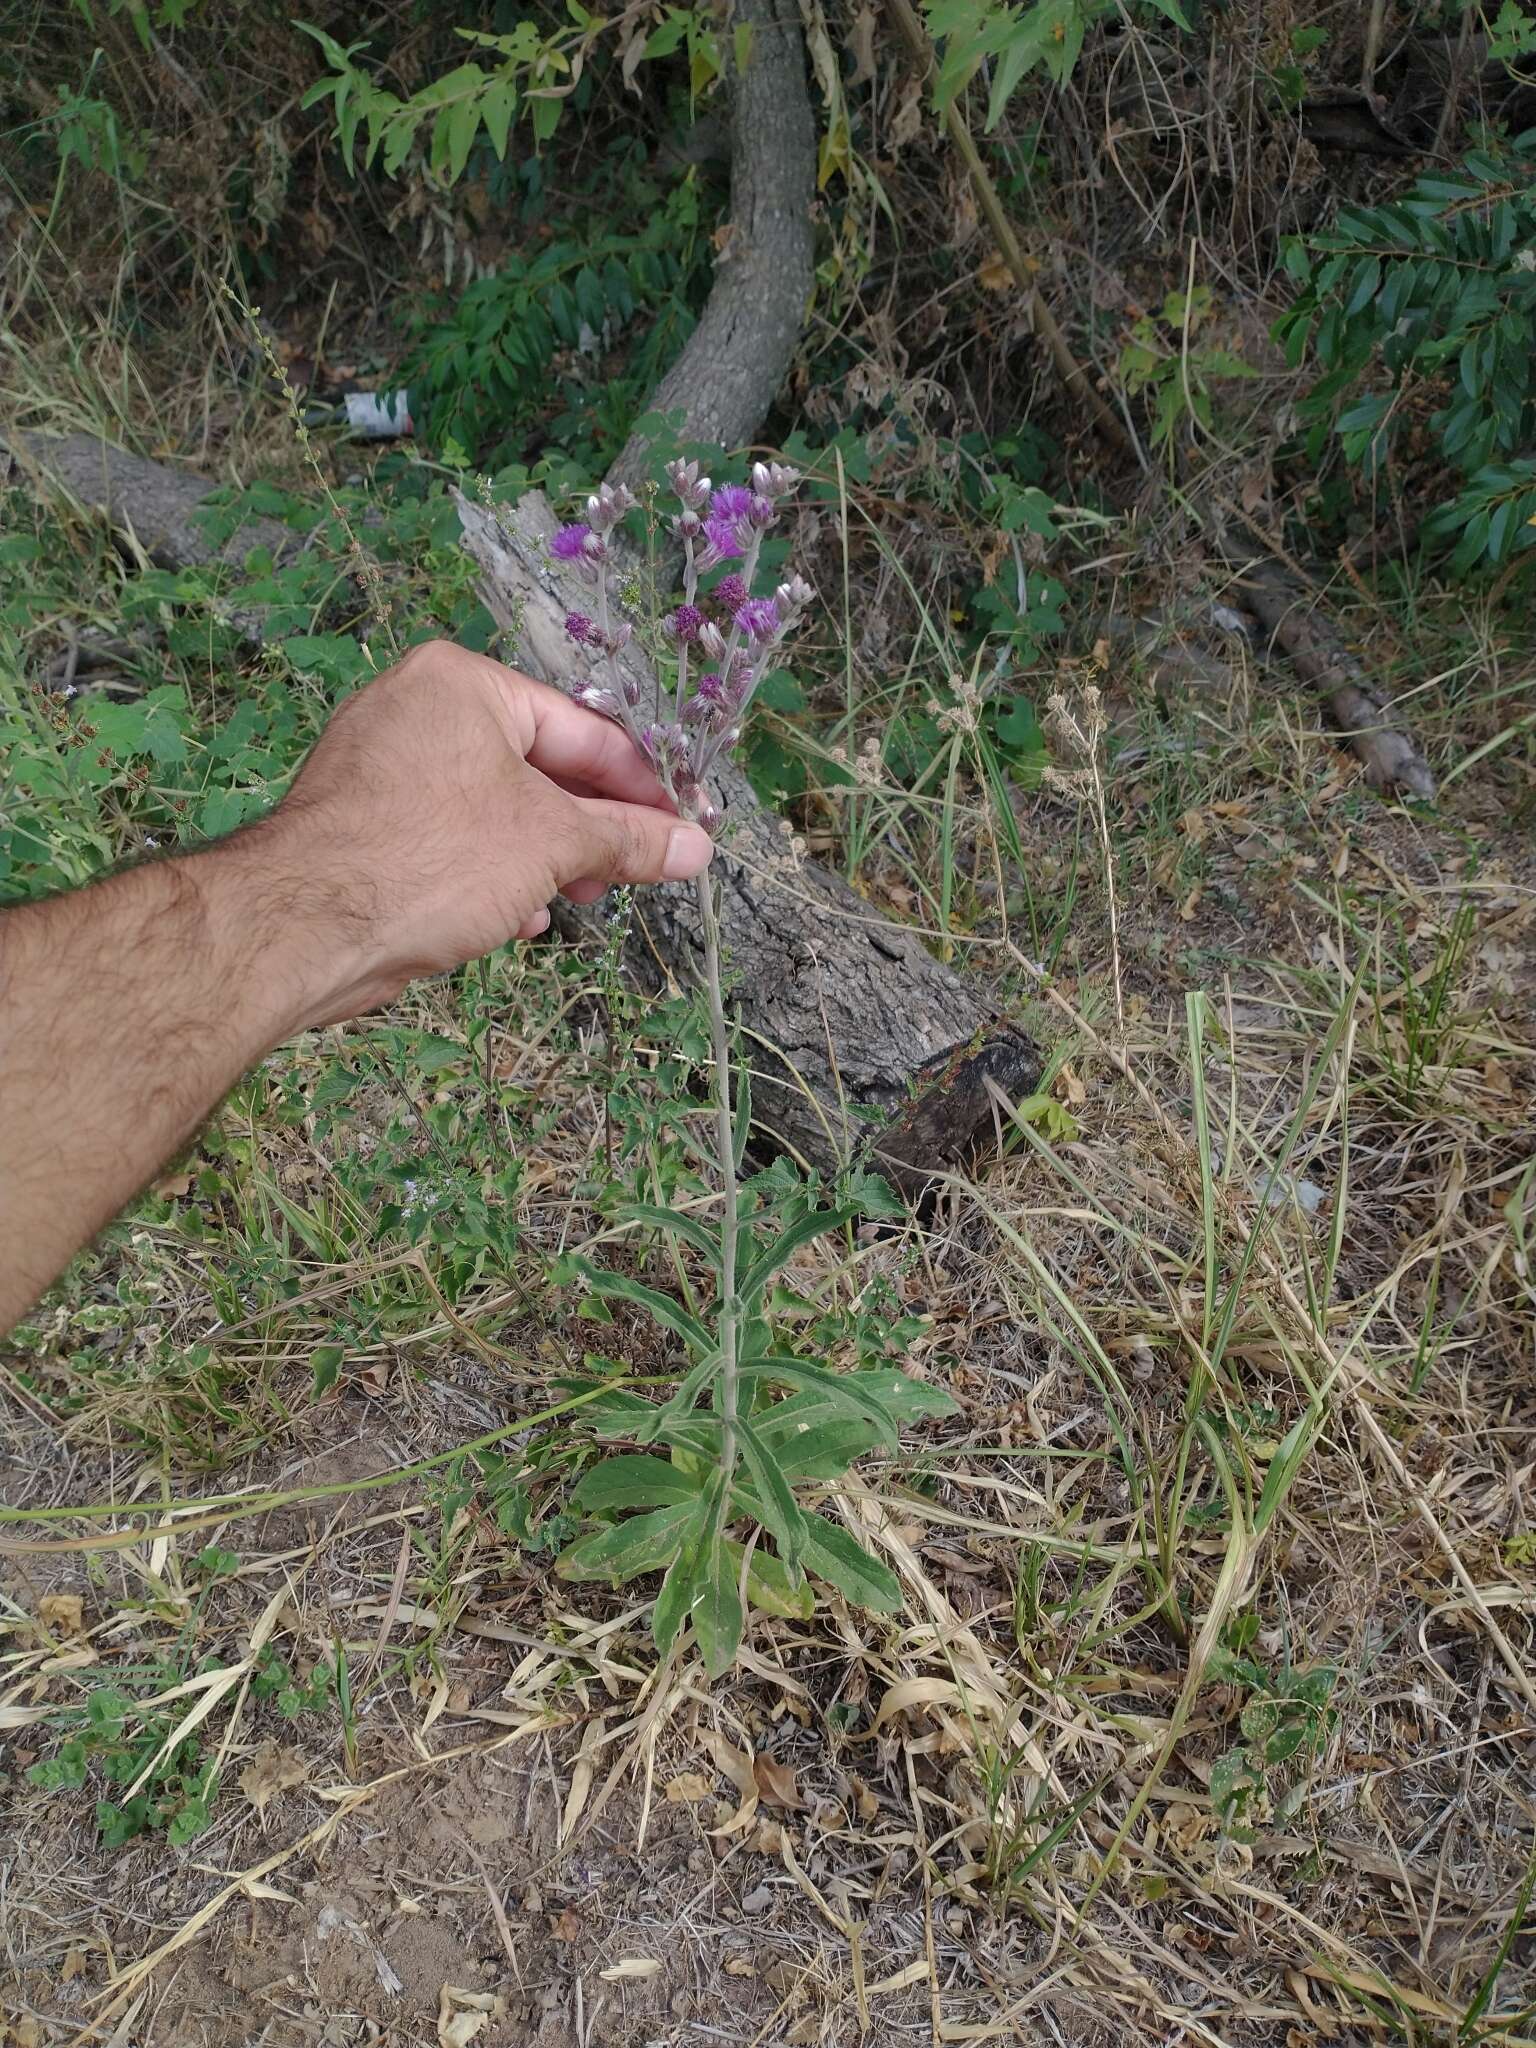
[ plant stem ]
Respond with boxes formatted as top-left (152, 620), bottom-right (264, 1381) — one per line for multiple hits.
top-left (696, 868), bottom-right (739, 1481)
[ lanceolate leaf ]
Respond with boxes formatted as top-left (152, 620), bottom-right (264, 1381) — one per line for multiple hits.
top-left (557, 1501), bottom-right (697, 1583)
top-left (635, 1348), bottom-right (723, 1443)
top-left (735, 1418), bottom-right (807, 1577)
top-left (737, 1205), bottom-right (858, 1309)
top-left (613, 1203), bottom-right (722, 1269)
top-left (690, 1522), bottom-right (745, 1678)
top-left (730, 1542), bottom-right (816, 1620)
top-left (570, 1258), bottom-right (714, 1358)
top-left (737, 1356), bottom-right (898, 1451)
top-left (799, 1512), bottom-right (903, 1614)
top-left (569, 1455), bottom-right (702, 1513)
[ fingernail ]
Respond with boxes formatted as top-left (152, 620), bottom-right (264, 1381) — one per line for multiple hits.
top-left (663, 824), bottom-right (714, 881)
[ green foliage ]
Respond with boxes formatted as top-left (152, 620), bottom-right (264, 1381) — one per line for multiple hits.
top-left (399, 183), bottom-right (707, 465)
top-left (26, 1650), bottom-right (331, 1847)
top-left (1118, 286), bottom-right (1256, 453)
top-left (551, 1149), bottom-right (955, 1672)
top-left (1207, 1653), bottom-right (1337, 1841)
top-left (923, 0), bottom-right (1190, 121)
top-left (1279, 134), bottom-right (1536, 573)
top-left (299, 10), bottom-right (726, 185)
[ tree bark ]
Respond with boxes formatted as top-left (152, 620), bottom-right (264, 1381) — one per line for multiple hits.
top-left (606, 0), bottom-right (816, 493)
top-left (1232, 558), bottom-right (1437, 800)
top-left (457, 489), bottom-right (1039, 1191)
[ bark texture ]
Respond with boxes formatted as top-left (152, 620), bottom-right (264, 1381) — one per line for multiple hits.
top-left (606, 0), bottom-right (816, 493)
top-left (457, 489), bottom-right (1039, 1190)
top-left (4, 430), bottom-right (295, 568)
top-left (1235, 558), bottom-right (1437, 800)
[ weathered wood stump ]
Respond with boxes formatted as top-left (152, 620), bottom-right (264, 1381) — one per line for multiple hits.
top-left (457, 489), bottom-right (1039, 1191)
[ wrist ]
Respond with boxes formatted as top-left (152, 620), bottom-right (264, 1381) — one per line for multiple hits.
top-left (192, 812), bottom-right (374, 1044)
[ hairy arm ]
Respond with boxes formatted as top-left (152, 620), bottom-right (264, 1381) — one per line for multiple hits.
top-left (0, 641), bottom-right (711, 1330)
top-left (0, 827), bottom-right (356, 1324)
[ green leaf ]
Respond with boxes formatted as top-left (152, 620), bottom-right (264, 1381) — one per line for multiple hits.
top-left (310, 1345), bottom-right (344, 1398)
top-left (569, 1455), bottom-right (701, 1512)
top-left (557, 1501), bottom-right (697, 1583)
top-left (480, 78), bottom-right (516, 158)
top-left (571, 1258), bottom-right (713, 1357)
top-left (737, 1356), bottom-right (899, 1450)
top-left (445, 93), bottom-right (481, 183)
top-left (612, 1203), bottom-right (721, 1268)
top-left (733, 1541), bottom-right (815, 1619)
top-left (651, 1541), bottom-right (699, 1655)
top-left (735, 1418), bottom-right (806, 1576)
top-left (800, 1512), bottom-right (902, 1613)
top-left (690, 1521), bottom-right (744, 1677)
top-left (737, 1205), bottom-right (857, 1309)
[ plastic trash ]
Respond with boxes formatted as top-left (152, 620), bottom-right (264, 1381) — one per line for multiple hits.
top-left (341, 390), bottom-right (414, 438)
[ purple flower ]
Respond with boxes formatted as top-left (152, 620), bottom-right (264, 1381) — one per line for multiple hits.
top-left (685, 672), bottom-right (728, 725)
top-left (710, 484), bottom-right (754, 522)
top-left (738, 597), bottom-right (780, 643)
top-left (564, 611), bottom-right (595, 645)
top-left (701, 513), bottom-right (745, 562)
top-left (551, 523), bottom-right (592, 561)
top-left (713, 574), bottom-right (748, 614)
top-left (667, 603), bottom-right (705, 643)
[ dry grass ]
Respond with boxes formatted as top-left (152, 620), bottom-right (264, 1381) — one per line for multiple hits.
top-left (4, 685), bottom-right (1533, 2044)
top-left (4, 5), bottom-right (1536, 2039)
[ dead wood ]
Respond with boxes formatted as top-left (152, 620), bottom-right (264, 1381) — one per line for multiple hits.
top-left (457, 488), bottom-right (1039, 1191)
top-left (606, 0), bottom-right (816, 494)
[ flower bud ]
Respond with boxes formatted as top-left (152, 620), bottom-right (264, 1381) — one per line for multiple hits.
top-left (774, 574), bottom-right (814, 618)
top-left (751, 461), bottom-right (801, 500)
top-left (697, 621), bottom-right (727, 661)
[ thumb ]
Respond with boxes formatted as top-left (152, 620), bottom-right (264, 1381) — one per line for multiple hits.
top-left (559, 795), bottom-right (715, 891)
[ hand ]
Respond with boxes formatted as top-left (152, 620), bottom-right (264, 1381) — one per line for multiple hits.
top-left (255, 639), bottom-right (713, 1025)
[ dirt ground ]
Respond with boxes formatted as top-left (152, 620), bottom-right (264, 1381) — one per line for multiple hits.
top-left (5, 648), bottom-right (1535, 2048)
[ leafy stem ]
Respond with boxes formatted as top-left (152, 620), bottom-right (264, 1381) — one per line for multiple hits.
top-left (696, 867), bottom-right (740, 1484)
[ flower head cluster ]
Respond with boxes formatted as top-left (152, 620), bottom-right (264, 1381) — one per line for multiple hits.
top-left (551, 457), bottom-right (807, 838)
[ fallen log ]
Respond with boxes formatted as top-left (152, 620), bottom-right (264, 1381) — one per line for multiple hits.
top-left (457, 488), bottom-right (1039, 1189)
top-left (1230, 557), bottom-right (1437, 800)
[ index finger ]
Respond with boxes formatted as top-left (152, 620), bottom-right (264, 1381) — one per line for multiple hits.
top-left (516, 673), bottom-right (670, 808)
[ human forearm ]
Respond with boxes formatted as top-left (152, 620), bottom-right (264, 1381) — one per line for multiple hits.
top-left (0, 642), bottom-right (712, 1332)
top-left (0, 822), bottom-right (353, 1328)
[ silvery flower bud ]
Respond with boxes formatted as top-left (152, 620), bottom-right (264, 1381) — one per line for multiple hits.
top-left (664, 458), bottom-right (712, 512)
top-left (751, 461), bottom-right (800, 501)
top-left (585, 481), bottom-right (638, 532)
top-left (697, 621), bottom-right (727, 662)
top-left (774, 574), bottom-right (814, 619)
